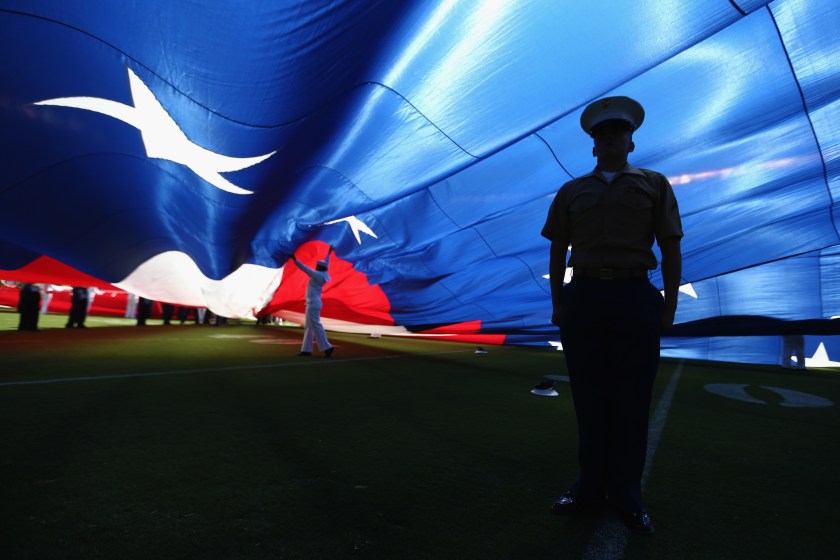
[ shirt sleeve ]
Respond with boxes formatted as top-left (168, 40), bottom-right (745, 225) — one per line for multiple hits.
top-left (296, 261), bottom-right (316, 278)
top-left (541, 187), bottom-right (568, 241)
top-left (655, 174), bottom-right (683, 243)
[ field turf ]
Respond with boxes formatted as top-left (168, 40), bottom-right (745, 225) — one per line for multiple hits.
top-left (1, 310), bottom-right (838, 559)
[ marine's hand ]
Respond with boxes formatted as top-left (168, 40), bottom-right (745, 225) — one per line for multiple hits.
top-left (551, 307), bottom-right (563, 328)
top-left (660, 307), bottom-right (676, 330)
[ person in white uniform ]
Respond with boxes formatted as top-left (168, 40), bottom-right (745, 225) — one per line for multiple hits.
top-left (293, 247), bottom-right (335, 358)
top-left (39, 284), bottom-right (54, 314)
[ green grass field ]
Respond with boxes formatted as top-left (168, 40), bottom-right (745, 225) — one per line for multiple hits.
top-left (1, 309), bottom-right (839, 559)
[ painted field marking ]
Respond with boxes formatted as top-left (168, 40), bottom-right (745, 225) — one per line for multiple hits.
top-left (704, 383), bottom-right (832, 407)
top-left (0, 349), bottom-right (473, 387)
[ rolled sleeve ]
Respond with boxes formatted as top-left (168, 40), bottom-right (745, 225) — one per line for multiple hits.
top-left (655, 176), bottom-right (683, 243)
top-left (541, 188), bottom-right (569, 241)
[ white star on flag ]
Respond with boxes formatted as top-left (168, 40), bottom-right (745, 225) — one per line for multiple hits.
top-left (324, 216), bottom-right (378, 244)
top-left (34, 66), bottom-right (274, 195)
top-left (660, 283), bottom-right (697, 298)
top-left (798, 342), bottom-right (840, 368)
top-left (679, 283), bottom-right (697, 298)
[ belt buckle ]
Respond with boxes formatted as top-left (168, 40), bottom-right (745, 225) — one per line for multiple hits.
top-left (599, 268), bottom-right (614, 280)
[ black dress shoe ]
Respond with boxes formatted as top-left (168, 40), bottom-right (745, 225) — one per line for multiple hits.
top-left (620, 511), bottom-right (654, 535)
top-left (324, 347), bottom-right (333, 358)
top-left (297, 351), bottom-right (312, 356)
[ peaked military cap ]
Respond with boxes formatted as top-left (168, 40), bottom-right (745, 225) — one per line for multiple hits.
top-left (580, 96), bottom-right (645, 137)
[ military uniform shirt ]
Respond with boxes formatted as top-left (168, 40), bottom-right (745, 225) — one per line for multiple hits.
top-left (541, 164), bottom-right (683, 270)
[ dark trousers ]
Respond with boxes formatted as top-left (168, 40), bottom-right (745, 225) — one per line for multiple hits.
top-left (560, 276), bottom-right (663, 515)
top-left (66, 301), bottom-right (87, 327)
top-left (18, 288), bottom-right (40, 331)
top-left (162, 303), bottom-right (174, 325)
top-left (136, 298), bottom-right (152, 326)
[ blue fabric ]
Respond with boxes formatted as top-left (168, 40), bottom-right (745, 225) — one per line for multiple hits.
top-left (1, 0), bottom-right (838, 365)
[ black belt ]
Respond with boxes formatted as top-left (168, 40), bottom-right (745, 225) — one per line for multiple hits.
top-left (573, 267), bottom-right (649, 280)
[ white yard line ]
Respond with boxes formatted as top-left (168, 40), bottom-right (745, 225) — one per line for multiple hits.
top-left (581, 360), bottom-right (684, 560)
top-left (0, 349), bottom-right (472, 387)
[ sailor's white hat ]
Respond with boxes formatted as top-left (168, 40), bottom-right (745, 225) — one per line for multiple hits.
top-left (580, 96), bottom-right (645, 137)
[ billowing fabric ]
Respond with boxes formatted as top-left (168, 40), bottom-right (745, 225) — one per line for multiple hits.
top-left (0, 0), bottom-right (838, 365)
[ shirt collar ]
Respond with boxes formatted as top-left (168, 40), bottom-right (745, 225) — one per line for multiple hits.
top-left (582, 163), bottom-right (644, 180)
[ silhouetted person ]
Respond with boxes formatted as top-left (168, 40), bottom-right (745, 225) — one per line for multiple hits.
top-left (781, 334), bottom-right (806, 370)
top-left (293, 247), bottom-right (334, 358)
top-left (184, 307), bottom-right (200, 324)
top-left (161, 303), bottom-right (174, 325)
top-left (65, 286), bottom-right (89, 328)
top-left (17, 283), bottom-right (41, 331)
top-left (542, 96), bottom-right (683, 535)
top-left (38, 284), bottom-right (54, 314)
top-left (125, 293), bottom-right (138, 318)
top-left (136, 297), bottom-right (153, 326)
